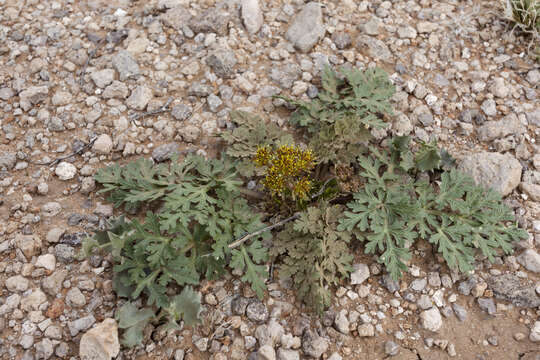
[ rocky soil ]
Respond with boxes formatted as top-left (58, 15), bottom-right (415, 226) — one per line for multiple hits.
top-left (0, 0), bottom-right (539, 359)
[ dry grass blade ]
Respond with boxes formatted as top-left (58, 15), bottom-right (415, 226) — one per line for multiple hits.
top-left (500, 0), bottom-right (540, 56)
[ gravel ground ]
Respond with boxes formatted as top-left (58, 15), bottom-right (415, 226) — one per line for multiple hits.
top-left (0, 0), bottom-right (539, 359)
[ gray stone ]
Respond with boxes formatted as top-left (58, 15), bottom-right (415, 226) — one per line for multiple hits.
top-left (51, 91), bottom-right (72, 106)
top-left (520, 182), bottom-right (540, 202)
top-left (418, 112), bottom-right (434, 126)
top-left (477, 297), bottom-right (496, 315)
top-left (397, 26), bottom-right (417, 39)
top-left (327, 353), bottom-right (342, 360)
top-left (488, 274), bottom-right (540, 308)
top-left (276, 349), bottom-right (299, 360)
top-left (193, 337), bottom-right (208, 351)
top-left (246, 300), bottom-right (269, 323)
top-left (56, 343), bottom-right (70, 358)
top-left (458, 277), bottom-right (477, 296)
top-left (20, 335), bottom-right (34, 349)
top-left (362, 17), bottom-right (381, 35)
top-left (48, 117), bottom-right (66, 132)
top-left (55, 244), bottom-right (75, 263)
top-left (171, 104), bottom-right (192, 121)
top-left (112, 50), bottom-right (140, 81)
top-left (92, 134), bottom-right (113, 155)
top-left (174, 349), bottom-right (185, 360)
top-left (0, 87), bottom-right (14, 100)
top-left (451, 303), bottom-right (467, 321)
top-left (15, 233), bottom-right (42, 259)
top-left (126, 85), bottom-right (152, 110)
top-left (356, 35), bottom-right (393, 62)
top-left (69, 315), bottom-right (96, 337)
top-left (257, 345), bottom-right (276, 360)
top-left (20, 289), bottom-right (47, 312)
top-left (232, 296), bottom-right (250, 315)
top-left (255, 324), bottom-right (272, 346)
top-left (530, 321), bottom-right (540, 342)
top-left (331, 32), bottom-right (352, 49)
top-left (207, 94), bottom-right (222, 112)
top-left (35, 338), bottom-right (54, 360)
top-left (102, 81), bottom-right (129, 99)
top-left (178, 125), bottom-right (201, 143)
top-left (417, 294), bottom-right (433, 310)
top-left (55, 161), bottom-right (77, 180)
top-left (152, 143), bottom-right (179, 162)
top-left (90, 69), bottom-right (115, 88)
top-left (285, 2), bottom-right (325, 53)
top-left (44, 325), bottom-right (63, 340)
top-left (66, 288), bottom-right (86, 307)
top-left (490, 77), bottom-right (509, 98)
top-left (526, 108), bottom-right (540, 127)
top-left (381, 274), bottom-right (399, 293)
top-left (79, 318), bottom-right (120, 360)
top-left (0, 294), bottom-right (21, 315)
top-left (517, 249), bottom-right (540, 273)
top-left (302, 330), bottom-right (329, 357)
top-left (410, 278), bottom-right (427, 292)
top-left (334, 310), bottom-right (350, 334)
top-left (420, 308), bottom-right (442, 332)
top-left (188, 82), bottom-right (212, 97)
top-left (19, 86), bottom-right (49, 111)
top-left (417, 21), bottom-right (438, 33)
top-left (459, 109), bottom-right (485, 124)
top-left (269, 63), bottom-right (302, 89)
top-left (526, 69), bottom-right (540, 85)
top-left (480, 99), bottom-right (497, 117)
top-left (477, 113), bottom-right (525, 141)
top-left (5, 275), bottom-right (29, 292)
top-left (350, 263), bottom-right (370, 285)
top-left (0, 152), bottom-right (16, 170)
top-left (357, 323), bottom-right (375, 337)
top-left (181, 61), bottom-right (200, 76)
top-left (189, 7), bottom-right (231, 35)
top-left (160, 6), bottom-right (191, 31)
top-left (35, 254), bottom-right (56, 271)
top-left (206, 49), bottom-right (237, 79)
top-left (384, 340), bottom-right (400, 356)
top-left (42, 202), bottom-right (62, 217)
top-left (241, 0), bottom-right (263, 35)
top-left (458, 152), bottom-right (522, 196)
top-left (266, 320), bottom-right (284, 346)
top-left (42, 269), bottom-right (68, 295)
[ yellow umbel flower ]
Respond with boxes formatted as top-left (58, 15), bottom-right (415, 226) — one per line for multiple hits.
top-left (254, 144), bottom-right (315, 201)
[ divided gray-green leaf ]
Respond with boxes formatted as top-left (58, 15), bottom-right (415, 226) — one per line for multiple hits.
top-left (338, 146), bottom-right (528, 280)
top-left (84, 154), bottom-right (271, 346)
top-left (278, 65), bottom-right (395, 164)
top-left (271, 203), bottom-right (353, 314)
top-left (220, 110), bottom-right (294, 176)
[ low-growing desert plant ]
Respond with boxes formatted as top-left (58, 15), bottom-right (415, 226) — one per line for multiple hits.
top-left (277, 65), bottom-right (395, 164)
top-left (82, 154), bottom-right (270, 345)
top-left (85, 66), bottom-right (528, 344)
top-left (338, 138), bottom-right (527, 280)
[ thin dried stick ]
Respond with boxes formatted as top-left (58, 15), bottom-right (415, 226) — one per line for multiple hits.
top-left (129, 97), bottom-right (174, 122)
top-left (33, 136), bottom-right (98, 166)
top-left (228, 212), bottom-right (300, 249)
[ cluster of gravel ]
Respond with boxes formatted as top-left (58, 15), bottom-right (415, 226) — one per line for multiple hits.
top-left (0, 0), bottom-right (539, 359)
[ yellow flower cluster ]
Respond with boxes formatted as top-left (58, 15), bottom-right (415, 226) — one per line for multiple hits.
top-left (254, 145), bottom-right (315, 200)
